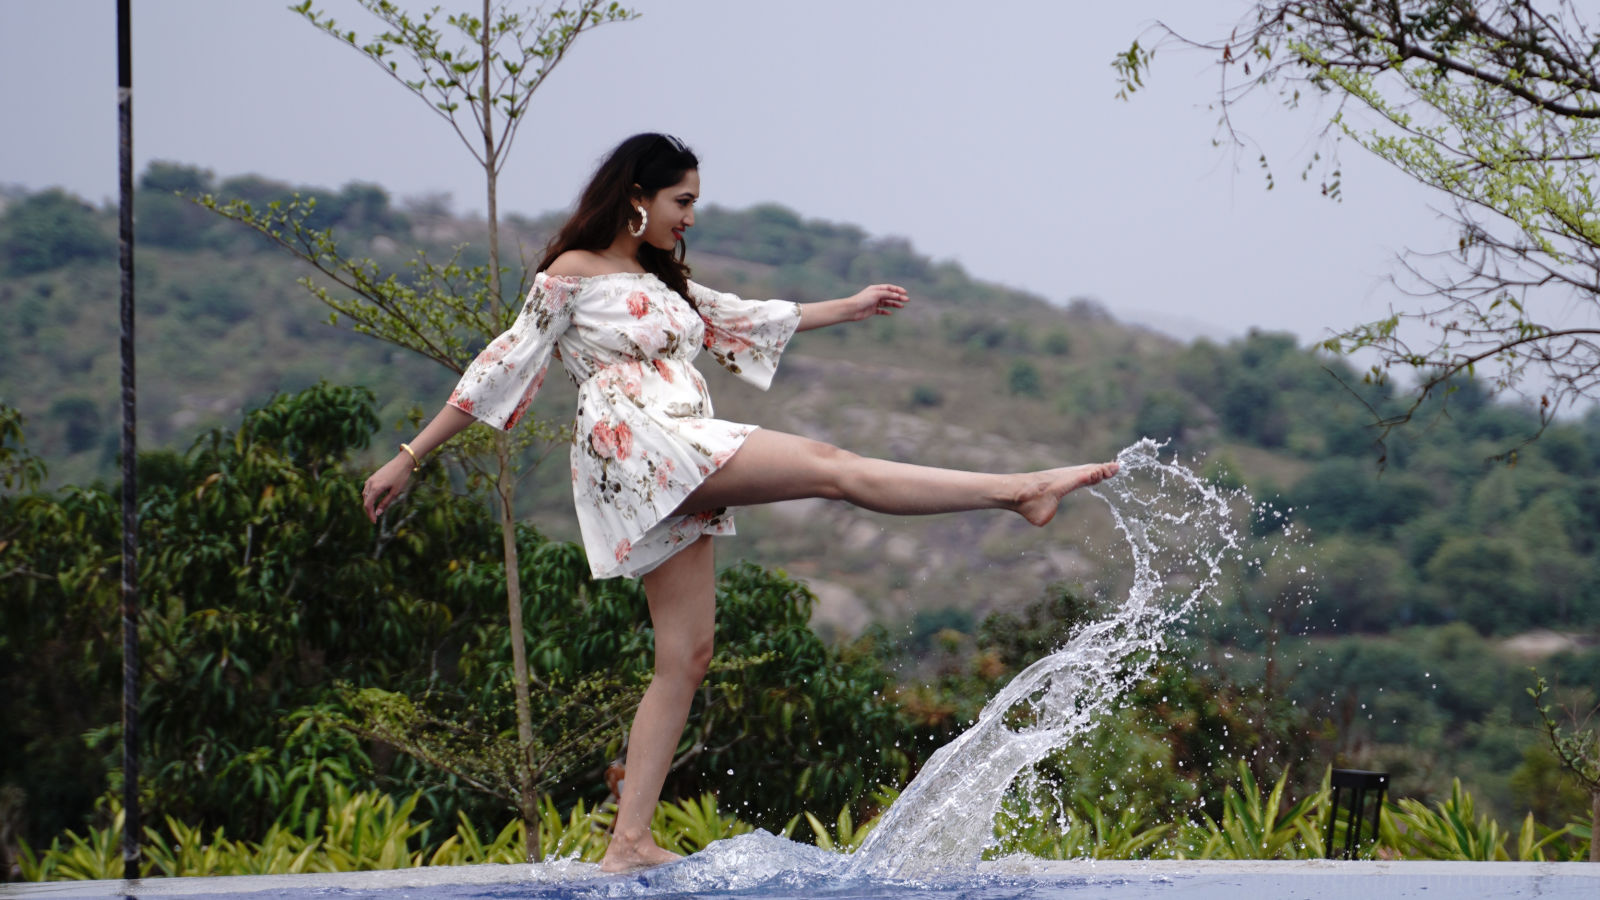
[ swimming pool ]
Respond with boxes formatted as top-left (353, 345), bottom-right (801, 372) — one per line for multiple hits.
top-left (3, 832), bottom-right (1596, 900)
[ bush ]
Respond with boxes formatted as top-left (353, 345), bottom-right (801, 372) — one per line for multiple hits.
top-left (0, 190), bottom-right (112, 275)
top-left (909, 384), bottom-right (943, 408)
top-left (1007, 360), bottom-right (1042, 397)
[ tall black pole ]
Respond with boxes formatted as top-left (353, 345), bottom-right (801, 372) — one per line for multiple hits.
top-left (116, 0), bottom-right (141, 882)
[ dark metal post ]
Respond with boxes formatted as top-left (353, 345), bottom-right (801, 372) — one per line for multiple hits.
top-left (116, 0), bottom-right (141, 882)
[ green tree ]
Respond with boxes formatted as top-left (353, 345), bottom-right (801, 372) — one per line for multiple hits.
top-left (0, 406), bottom-right (45, 493)
top-left (207, 0), bottom-right (634, 859)
top-left (1529, 674), bottom-right (1600, 861)
top-left (136, 162), bottom-right (220, 250)
top-left (2, 386), bottom-right (927, 852)
top-left (1118, 1), bottom-right (1600, 443)
top-left (1424, 535), bottom-right (1535, 633)
top-left (0, 190), bottom-right (112, 275)
top-left (1132, 390), bottom-right (1192, 449)
top-left (1007, 359), bottom-right (1042, 396)
top-left (1302, 535), bottom-right (1414, 633)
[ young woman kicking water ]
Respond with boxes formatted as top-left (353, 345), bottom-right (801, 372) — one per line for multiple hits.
top-left (359, 133), bottom-right (1118, 872)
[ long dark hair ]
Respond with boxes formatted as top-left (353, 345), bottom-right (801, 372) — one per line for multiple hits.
top-left (537, 133), bottom-right (699, 300)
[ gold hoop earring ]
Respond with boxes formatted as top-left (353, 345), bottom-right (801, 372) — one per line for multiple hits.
top-left (629, 205), bottom-right (647, 238)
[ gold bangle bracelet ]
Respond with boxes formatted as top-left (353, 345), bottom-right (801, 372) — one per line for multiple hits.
top-left (398, 442), bottom-right (420, 472)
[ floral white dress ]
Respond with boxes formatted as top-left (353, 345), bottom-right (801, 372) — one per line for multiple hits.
top-left (447, 271), bottom-right (802, 579)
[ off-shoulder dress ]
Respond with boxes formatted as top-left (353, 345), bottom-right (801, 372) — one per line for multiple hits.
top-left (447, 271), bottom-right (802, 579)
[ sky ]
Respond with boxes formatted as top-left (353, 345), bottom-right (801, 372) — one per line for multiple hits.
top-left (1, 0), bottom-right (1461, 345)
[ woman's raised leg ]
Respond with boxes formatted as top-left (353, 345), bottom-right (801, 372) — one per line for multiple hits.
top-left (678, 430), bottom-right (1118, 525)
top-left (600, 535), bottom-right (717, 873)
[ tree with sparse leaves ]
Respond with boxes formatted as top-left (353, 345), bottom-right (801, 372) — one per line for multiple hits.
top-left (1529, 674), bottom-right (1600, 861)
top-left (205, 0), bottom-right (634, 860)
top-left (1116, 1), bottom-right (1600, 455)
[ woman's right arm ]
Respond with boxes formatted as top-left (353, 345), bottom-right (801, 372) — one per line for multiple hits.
top-left (362, 403), bottom-right (477, 522)
top-left (363, 273), bottom-right (578, 522)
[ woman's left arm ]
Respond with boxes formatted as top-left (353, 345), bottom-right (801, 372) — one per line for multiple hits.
top-left (796, 283), bottom-right (908, 332)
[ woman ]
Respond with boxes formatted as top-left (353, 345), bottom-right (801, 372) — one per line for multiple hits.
top-left (361, 133), bottom-right (1118, 871)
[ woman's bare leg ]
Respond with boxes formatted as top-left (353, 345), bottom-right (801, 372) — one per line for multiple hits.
top-left (600, 535), bottom-right (717, 873)
top-left (678, 430), bottom-right (1118, 525)
top-left (599, 433), bottom-right (1113, 871)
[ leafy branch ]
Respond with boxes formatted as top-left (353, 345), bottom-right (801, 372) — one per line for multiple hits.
top-left (1115, 1), bottom-right (1600, 442)
top-left (1529, 673), bottom-right (1600, 794)
top-left (292, 0), bottom-right (635, 176)
top-left (334, 678), bottom-right (644, 811)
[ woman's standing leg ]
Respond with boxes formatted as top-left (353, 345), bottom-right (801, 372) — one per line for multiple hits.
top-left (600, 535), bottom-right (717, 872)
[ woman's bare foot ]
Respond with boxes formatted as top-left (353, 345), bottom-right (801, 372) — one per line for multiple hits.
top-left (600, 831), bottom-right (683, 873)
top-left (1013, 462), bottom-right (1120, 526)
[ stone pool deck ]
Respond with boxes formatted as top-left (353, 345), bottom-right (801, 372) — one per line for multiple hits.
top-left (2, 859), bottom-right (1596, 898)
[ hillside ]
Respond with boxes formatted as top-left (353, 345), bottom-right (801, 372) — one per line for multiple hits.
top-left (5, 168), bottom-right (1600, 828)
top-left (1, 172), bottom-right (1178, 629)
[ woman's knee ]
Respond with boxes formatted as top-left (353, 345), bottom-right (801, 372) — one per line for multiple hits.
top-left (657, 633), bottom-right (714, 685)
top-left (809, 440), bottom-right (861, 501)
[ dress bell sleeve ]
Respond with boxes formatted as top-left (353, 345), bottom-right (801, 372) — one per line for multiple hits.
top-left (447, 274), bottom-right (579, 431)
top-left (688, 280), bottom-right (802, 390)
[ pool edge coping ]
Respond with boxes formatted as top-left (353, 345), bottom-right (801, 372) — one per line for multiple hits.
top-left (3, 858), bottom-right (1597, 897)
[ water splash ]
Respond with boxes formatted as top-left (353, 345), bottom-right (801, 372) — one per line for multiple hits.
top-left (489, 833), bottom-right (1044, 899)
top-left (848, 439), bottom-right (1240, 878)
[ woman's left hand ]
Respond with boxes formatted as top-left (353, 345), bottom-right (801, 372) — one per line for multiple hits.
top-left (840, 283), bottom-right (908, 322)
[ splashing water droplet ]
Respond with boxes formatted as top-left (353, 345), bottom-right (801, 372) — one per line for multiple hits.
top-left (850, 439), bottom-right (1239, 878)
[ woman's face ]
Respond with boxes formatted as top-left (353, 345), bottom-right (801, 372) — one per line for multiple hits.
top-left (637, 169), bottom-right (699, 251)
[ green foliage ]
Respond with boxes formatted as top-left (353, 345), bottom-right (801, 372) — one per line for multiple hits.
top-left (0, 189), bottom-right (113, 275)
top-left (1286, 460), bottom-right (1431, 536)
top-left (17, 788), bottom-right (611, 879)
top-left (1424, 535), bottom-right (1536, 633)
top-left (421, 795), bottom-right (615, 865)
top-left (1383, 778), bottom-right (1533, 861)
top-left (908, 384), bottom-right (943, 408)
top-left (197, 192), bottom-right (510, 373)
top-left (16, 789), bottom-right (883, 879)
top-left (1132, 390), bottom-right (1192, 449)
top-left (674, 563), bottom-right (923, 830)
top-left (9, 130), bottom-right (1600, 869)
top-left (1007, 360), bottom-right (1042, 397)
top-left (1528, 674), bottom-right (1600, 795)
top-left (1169, 762), bottom-right (1327, 860)
top-left (1122, 1), bottom-right (1600, 433)
top-left (992, 796), bottom-right (1171, 860)
top-left (44, 396), bottom-right (99, 455)
top-left (334, 674), bottom-right (645, 814)
top-left (0, 405), bottom-right (45, 493)
top-left (652, 793), bottom-right (754, 855)
top-left (16, 763), bottom-right (1594, 878)
top-left (1293, 535), bottom-right (1412, 633)
top-left (0, 384), bottom-right (925, 852)
top-left (293, 0), bottom-right (635, 170)
top-left (798, 786), bottom-right (897, 853)
top-left (202, 6), bottom-right (639, 860)
top-left (1528, 672), bottom-right (1600, 860)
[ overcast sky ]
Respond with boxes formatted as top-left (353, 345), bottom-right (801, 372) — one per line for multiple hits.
top-left (2, 0), bottom-right (1460, 344)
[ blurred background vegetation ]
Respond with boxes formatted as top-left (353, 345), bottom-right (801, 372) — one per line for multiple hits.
top-left (1, 166), bottom-right (1597, 876)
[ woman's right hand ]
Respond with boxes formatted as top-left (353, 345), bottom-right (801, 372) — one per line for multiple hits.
top-left (362, 454), bottom-right (414, 522)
